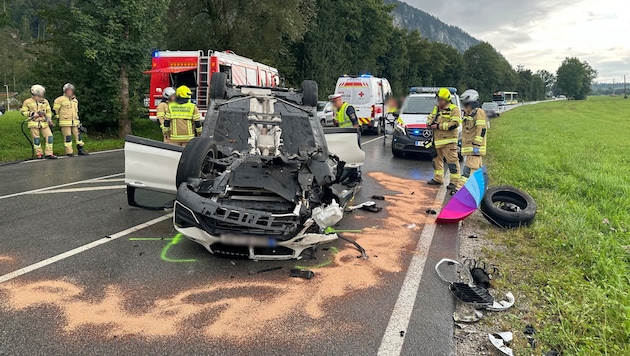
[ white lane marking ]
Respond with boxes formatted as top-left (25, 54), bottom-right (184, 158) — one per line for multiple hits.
top-left (0, 214), bottom-right (172, 284)
top-left (0, 173), bottom-right (124, 201)
top-left (377, 182), bottom-right (449, 356)
top-left (88, 148), bottom-right (123, 155)
top-left (19, 149), bottom-right (123, 164)
top-left (362, 136), bottom-right (386, 146)
top-left (33, 185), bottom-right (127, 194)
top-left (84, 178), bottom-right (125, 183)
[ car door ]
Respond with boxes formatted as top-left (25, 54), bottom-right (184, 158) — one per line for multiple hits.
top-left (125, 135), bottom-right (183, 208)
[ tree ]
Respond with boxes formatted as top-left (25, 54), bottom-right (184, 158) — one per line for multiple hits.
top-left (536, 69), bottom-right (555, 94)
top-left (462, 42), bottom-right (515, 101)
top-left (39, 0), bottom-right (169, 137)
top-left (556, 57), bottom-right (597, 100)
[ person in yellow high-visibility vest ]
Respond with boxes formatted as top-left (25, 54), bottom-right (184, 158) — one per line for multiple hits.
top-left (164, 86), bottom-right (201, 147)
top-left (53, 83), bottom-right (88, 156)
top-left (21, 84), bottom-right (57, 159)
top-left (458, 89), bottom-right (487, 189)
top-left (329, 93), bottom-right (360, 147)
top-left (157, 87), bottom-right (176, 143)
top-left (426, 88), bottom-right (461, 190)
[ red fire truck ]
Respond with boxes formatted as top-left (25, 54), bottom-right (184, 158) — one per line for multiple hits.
top-left (144, 50), bottom-right (281, 121)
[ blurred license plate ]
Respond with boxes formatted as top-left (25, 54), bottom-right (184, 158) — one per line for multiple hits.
top-left (220, 234), bottom-right (275, 247)
top-left (415, 141), bottom-right (427, 147)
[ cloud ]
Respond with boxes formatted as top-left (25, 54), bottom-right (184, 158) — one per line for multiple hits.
top-left (402, 0), bottom-right (630, 80)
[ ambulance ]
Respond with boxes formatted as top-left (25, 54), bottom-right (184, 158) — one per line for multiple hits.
top-left (144, 50), bottom-right (280, 121)
top-left (334, 75), bottom-right (393, 134)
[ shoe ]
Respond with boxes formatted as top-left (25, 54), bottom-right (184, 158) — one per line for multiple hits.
top-left (67, 153), bottom-right (75, 157)
top-left (45, 155), bottom-right (58, 159)
top-left (447, 183), bottom-right (457, 190)
top-left (427, 179), bottom-right (442, 185)
top-left (77, 146), bottom-right (89, 155)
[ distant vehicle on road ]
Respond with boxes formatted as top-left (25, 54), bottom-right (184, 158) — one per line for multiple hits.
top-left (334, 75), bottom-right (393, 134)
top-left (493, 91), bottom-right (518, 106)
top-left (392, 87), bottom-right (462, 158)
top-left (482, 102), bottom-right (500, 118)
top-left (317, 100), bottom-right (334, 126)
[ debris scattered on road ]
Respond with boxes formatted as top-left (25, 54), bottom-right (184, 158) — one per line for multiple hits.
top-left (425, 209), bottom-right (437, 215)
top-left (435, 258), bottom-right (494, 306)
top-left (338, 235), bottom-right (368, 259)
top-left (406, 223), bottom-right (417, 229)
top-left (290, 268), bottom-right (314, 279)
top-left (360, 204), bottom-right (382, 212)
top-left (470, 267), bottom-right (491, 289)
top-left (323, 227), bottom-right (362, 234)
top-left (486, 292), bottom-right (515, 312)
top-left (467, 234), bottom-right (478, 239)
top-left (399, 330), bottom-right (405, 337)
top-left (312, 200), bottom-right (344, 228)
top-left (524, 324), bottom-right (536, 349)
top-left (345, 201), bottom-right (376, 211)
top-left (249, 266), bottom-right (283, 275)
top-left (371, 195), bottom-right (385, 200)
top-left (488, 332), bottom-right (514, 356)
top-left (452, 310), bottom-right (483, 323)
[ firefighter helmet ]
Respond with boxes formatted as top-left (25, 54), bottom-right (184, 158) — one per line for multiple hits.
top-left (31, 84), bottom-right (46, 97)
top-left (63, 83), bottom-right (75, 93)
top-left (436, 88), bottom-right (451, 102)
top-left (176, 85), bottom-right (192, 99)
top-left (163, 87), bottom-right (176, 99)
top-left (460, 89), bottom-right (479, 104)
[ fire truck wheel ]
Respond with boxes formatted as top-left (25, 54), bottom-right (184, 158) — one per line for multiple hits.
top-left (210, 72), bottom-right (228, 100)
top-left (301, 80), bottom-right (318, 107)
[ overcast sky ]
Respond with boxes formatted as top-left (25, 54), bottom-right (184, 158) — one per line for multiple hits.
top-left (405, 0), bottom-right (629, 82)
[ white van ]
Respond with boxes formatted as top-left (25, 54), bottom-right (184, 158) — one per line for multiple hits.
top-left (334, 75), bottom-right (393, 134)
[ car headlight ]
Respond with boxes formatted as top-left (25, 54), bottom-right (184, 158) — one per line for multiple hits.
top-left (394, 124), bottom-right (406, 135)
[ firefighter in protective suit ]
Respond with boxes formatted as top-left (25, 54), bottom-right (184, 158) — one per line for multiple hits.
top-left (21, 85), bottom-right (57, 159)
top-left (426, 88), bottom-right (461, 190)
top-left (53, 83), bottom-right (88, 156)
top-left (458, 89), bottom-right (487, 189)
top-left (164, 86), bottom-right (201, 147)
top-left (157, 87), bottom-right (176, 143)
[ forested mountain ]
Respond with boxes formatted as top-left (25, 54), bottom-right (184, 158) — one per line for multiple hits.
top-left (384, 0), bottom-right (479, 51)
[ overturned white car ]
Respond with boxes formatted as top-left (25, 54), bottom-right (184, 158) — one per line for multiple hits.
top-left (125, 74), bottom-right (365, 260)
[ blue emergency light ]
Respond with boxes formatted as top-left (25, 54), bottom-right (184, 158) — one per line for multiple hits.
top-left (152, 50), bottom-right (160, 58)
top-left (360, 74), bottom-right (372, 78)
top-left (412, 129), bottom-right (421, 135)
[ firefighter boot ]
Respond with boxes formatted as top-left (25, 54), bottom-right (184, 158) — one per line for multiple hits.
top-left (77, 145), bottom-right (89, 156)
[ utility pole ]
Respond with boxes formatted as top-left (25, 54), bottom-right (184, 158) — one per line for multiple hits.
top-left (612, 78), bottom-right (615, 96)
top-left (4, 84), bottom-right (9, 111)
top-left (625, 75), bottom-right (628, 99)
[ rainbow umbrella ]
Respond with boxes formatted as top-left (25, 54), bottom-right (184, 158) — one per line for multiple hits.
top-left (436, 167), bottom-right (487, 223)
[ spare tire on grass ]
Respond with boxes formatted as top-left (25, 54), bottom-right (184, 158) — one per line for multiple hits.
top-left (480, 186), bottom-right (537, 228)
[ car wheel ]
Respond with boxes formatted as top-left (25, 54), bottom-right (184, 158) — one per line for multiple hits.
top-left (176, 137), bottom-right (221, 188)
top-left (301, 80), bottom-right (318, 107)
top-left (320, 118), bottom-right (326, 127)
top-left (480, 186), bottom-right (537, 228)
top-left (210, 72), bottom-right (228, 100)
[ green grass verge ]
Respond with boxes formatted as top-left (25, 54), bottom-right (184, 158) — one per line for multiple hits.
top-left (0, 112), bottom-right (162, 162)
top-left (485, 96), bottom-right (630, 355)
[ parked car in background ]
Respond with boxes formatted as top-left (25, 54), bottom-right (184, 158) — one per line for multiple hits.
top-left (481, 102), bottom-right (500, 118)
top-left (317, 100), bottom-right (334, 126)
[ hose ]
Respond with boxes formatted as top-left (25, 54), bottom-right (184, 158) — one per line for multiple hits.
top-left (21, 120), bottom-right (35, 160)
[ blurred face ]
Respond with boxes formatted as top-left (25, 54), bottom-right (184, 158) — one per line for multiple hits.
top-left (332, 97), bottom-right (343, 109)
top-left (463, 102), bottom-right (472, 113)
top-left (437, 98), bottom-right (448, 108)
top-left (65, 89), bottom-right (74, 97)
top-left (168, 94), bottom-right (176, 102)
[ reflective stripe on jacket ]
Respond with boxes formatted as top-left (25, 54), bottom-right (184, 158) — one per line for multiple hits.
top-left (21, 98), bottom-right (52, 129)
top-left (426, 103), bottom-right (461, 148)
top-left (166, 101), bottom-right (201, 142)
top-left (53, 95), bottom-right (79, 126)
top-left (461, 108), bottom-right (487, 156)
top-left (336, 102), bottom-right (353, 128)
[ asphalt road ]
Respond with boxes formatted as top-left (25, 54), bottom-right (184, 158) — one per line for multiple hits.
top-left (0, 134), bottom-right (461, 356)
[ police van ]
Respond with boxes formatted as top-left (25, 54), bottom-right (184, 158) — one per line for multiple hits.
top-left (334, 75), bottom-right (393, 134)
top-left (392, 87), bottom-right (463, 158)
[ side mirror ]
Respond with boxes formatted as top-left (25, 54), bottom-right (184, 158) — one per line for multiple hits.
top-left (127, 186), bottom-right (175, 211)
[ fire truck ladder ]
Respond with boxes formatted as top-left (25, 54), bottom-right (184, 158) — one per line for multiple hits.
top-left (197, 53), bottom-right (209, 109)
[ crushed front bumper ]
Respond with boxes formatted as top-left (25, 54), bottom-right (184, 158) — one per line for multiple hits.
top-left (173, 185), bottom-right (337, 260)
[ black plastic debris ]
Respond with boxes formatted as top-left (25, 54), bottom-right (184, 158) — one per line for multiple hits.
top-left (290, 268), bottom-right (314, 279)
top-left (524, 325), bottom-right (536, 349)
top-left (435, 258), bottom-right (495, 306)
top-left (425, 209), bottom-right (437, 215)
top-left (544, 351), bottom-right (559, 356)
top-left (360, 204), bottom-right (382, 212)
top-left (470, 267), bottom-right (491, 289)
top-left (371, 195), bottom-right (385, 200)
top-left (399, 330), bottom-right (405, 337)
top-left (467, 234), bottom-right (479, 239)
